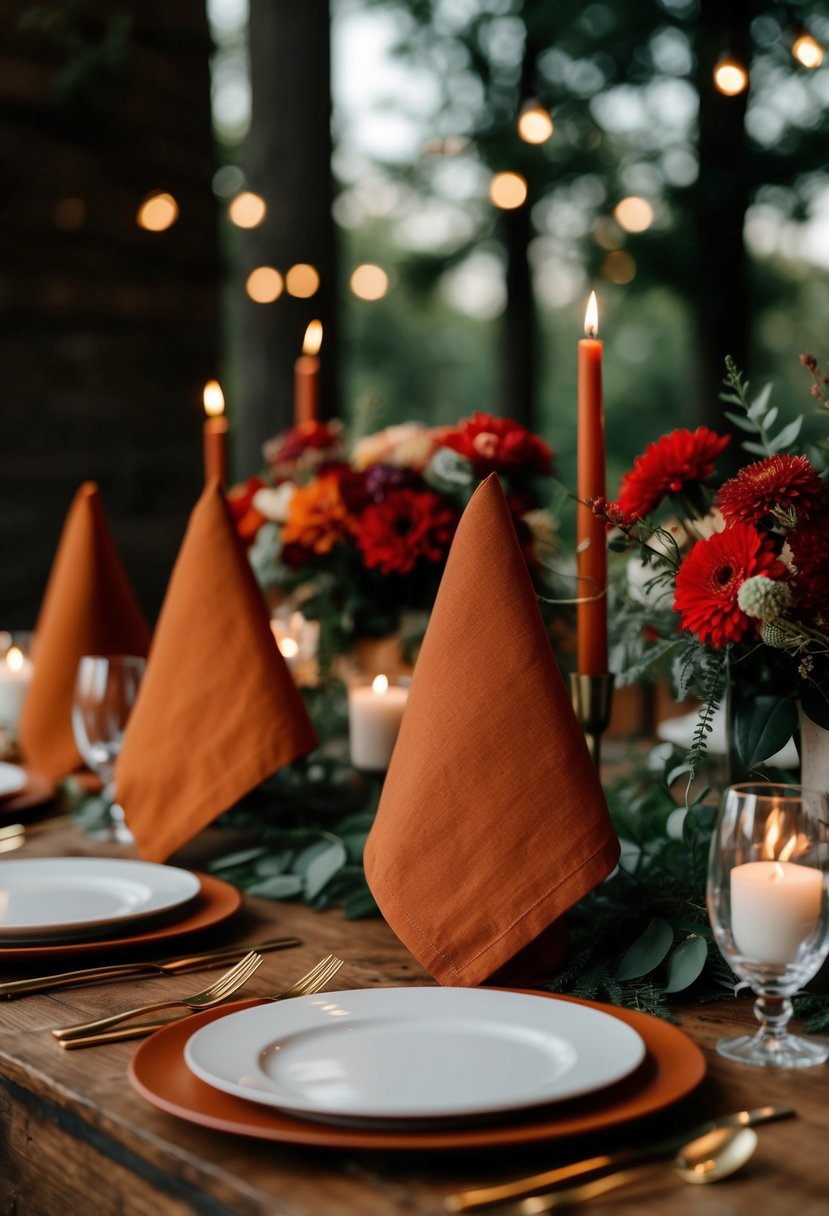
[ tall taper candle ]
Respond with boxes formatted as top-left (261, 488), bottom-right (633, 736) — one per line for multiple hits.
top-left (577, 291), bottom-right (608, 674)
top-left (203, 380), bottom-right (228, 487)
top-left (294, 320), bottom-right (323, 425)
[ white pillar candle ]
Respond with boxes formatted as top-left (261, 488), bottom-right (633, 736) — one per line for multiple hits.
top-left (0, 646), bottom-right (34, 736)
top-left (348, 675), bottom-right (409, 771)
top-left (731, 861), bottom-right (823, 965)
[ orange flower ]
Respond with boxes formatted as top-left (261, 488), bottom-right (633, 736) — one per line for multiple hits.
top-left (281, 473), bottom-right (356, 555)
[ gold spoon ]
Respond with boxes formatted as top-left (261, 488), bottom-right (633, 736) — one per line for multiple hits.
top-left (491, 1126), bottom-right (758, 1214)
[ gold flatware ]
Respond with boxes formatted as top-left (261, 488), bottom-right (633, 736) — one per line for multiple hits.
top-left (445, 1104), bottom-right (794, 1212)
top-left (52, 951), bottom-right (263, 1041)
top-left (57, 953), bottom-right (345, 1049)
top-left (482, 1126), bottom-right (759, 1214)
top-left (0, 936), bottom-right (302, 998)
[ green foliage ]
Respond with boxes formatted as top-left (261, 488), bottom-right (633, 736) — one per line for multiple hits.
top-left (721, 358), bottom-right (804, 458)
top-left (733, 694), bottom-right (798, 771)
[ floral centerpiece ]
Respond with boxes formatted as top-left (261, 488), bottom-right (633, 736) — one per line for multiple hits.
top-left (595, 355), bottom-right (829, 783)
top-left (229, 412), bottom-right (558, 667)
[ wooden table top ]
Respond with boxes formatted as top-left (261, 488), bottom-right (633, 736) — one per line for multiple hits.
top-left (0, 817), bottom-right (827, 1216)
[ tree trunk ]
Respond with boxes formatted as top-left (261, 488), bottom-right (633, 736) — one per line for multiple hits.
top-left (500, 202), bottom-right (535, 427)
top-left (0, 0), bottom-right (218, 624)
top-left (237, 0), bottom-right (338, 476)
top-left (692, 1), bottom-right (750, 467)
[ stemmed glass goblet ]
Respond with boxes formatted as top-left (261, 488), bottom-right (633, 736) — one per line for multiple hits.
top-left (71, 654), bottom-right (145, 841)
top-left (707, 782), bottom-right (829, 1067)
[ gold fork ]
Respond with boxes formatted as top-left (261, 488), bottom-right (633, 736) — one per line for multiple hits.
top-left (57, 954), bottom-right (345, 1049)
top-left (52, 950), bottom-right (263, 1042)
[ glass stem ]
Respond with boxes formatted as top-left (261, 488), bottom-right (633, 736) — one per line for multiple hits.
top-left (754, 994), bottom-right (794, 1048)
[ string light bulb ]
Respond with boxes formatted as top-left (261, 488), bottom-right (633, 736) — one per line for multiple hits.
top-left (517, 101), bottom-right (554, 145)
top-left (136, 191), bottom-right (179, 232)
top-left (488, 172), bottom-right (528, 210)
top-left (713, 57), bottom-right (749, 96)
top-left (793, 34), bottom-right (823, 68)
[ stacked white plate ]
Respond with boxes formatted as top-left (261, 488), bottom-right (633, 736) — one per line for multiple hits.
top-left (183, 987), bottom-right (646, 1129)
top-left (0, 858), bottom-right (201, 944)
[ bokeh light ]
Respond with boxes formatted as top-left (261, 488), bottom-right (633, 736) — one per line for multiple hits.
top-left (246, 266), bottom-right (283, 303)
top-left (136, 192), bottom-right (179, 232)
top-left (488, 172), bottom-right (528, 210)
top-left (203, 380), bottom-right (225, 417)
top-left (793, 35), bottom-right (823, 69)
top-left (613, 196), bottom-right (654, 234)
top-left (602, 250), bottom-right (636, 284)
top-left (350, 264), bottom-right (389, 300)
top-left (228, 191), bottom-right (267, 228)
top-left (518, 103), bottom-right (554, 145)
top-left (285, 263), bottom-right (320, 298)
top-left (713, 59), bottom-right (749, 97)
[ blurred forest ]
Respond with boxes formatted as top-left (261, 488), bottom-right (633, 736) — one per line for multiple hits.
top-left (2, 0), bottom-right (829, 619)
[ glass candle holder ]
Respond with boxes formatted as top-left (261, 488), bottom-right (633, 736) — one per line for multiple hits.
top-left (347, 674), bottom-right (409, 772)
top-left (0, 630), bottom-right (34, 755)
top-left (707, 783), bottom-right (829, 1067)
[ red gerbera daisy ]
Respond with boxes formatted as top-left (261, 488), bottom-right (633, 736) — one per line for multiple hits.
top-left (438, 412), bottom-right (554, 476)
top-left (787, 510), bottom-right (829, 620)
top-left (717, 454), bottom-right (824, 525)
top-left (616, 427), bottom-right (730, 519)
top-left (673, 522), bottom-right (786, 648)
top-left (357, 489), bottom-right (458, 575)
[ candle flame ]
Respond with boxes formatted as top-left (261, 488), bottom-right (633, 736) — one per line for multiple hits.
top-left (203, 380), bottom-right (225, 418)
top-left (372, 674), bottom-right (389, 695)
top-left (761, 807), bottom-right (784, 859)
top-left (778, 832), bottom-right (798, 863)
top-left (6, 647), bottom-right (23, 673)
top-left (302, 320), bottom-right (323, 357)
top-left (584, 291), bottom-right (599, 338)
top-left (278, 637), bottom-right (300, 659)
top-left (771, 861), bottom-right (785, 881)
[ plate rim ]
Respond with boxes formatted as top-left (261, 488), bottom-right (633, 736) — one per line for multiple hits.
top-left (0, 857), bottom-right (202, 941)
top-left (129, 990), bottom-right (707, 1152)
top-left (183, 986), bottom-right (646, 1121)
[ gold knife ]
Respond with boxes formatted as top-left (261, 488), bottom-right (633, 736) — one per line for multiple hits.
top-left (445, 1104), bottom-right (795, 1212)
top-left (0, 937), bottom-right (302, 998)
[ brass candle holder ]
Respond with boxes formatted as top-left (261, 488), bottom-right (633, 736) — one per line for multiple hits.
top-left (570, 673), bottom-right (615, 771)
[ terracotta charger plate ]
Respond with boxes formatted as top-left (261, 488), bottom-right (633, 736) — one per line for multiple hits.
top-left (0, 768), bottom-right (57, 817)
top-left (0, 872), bottom-right (241, 962)
top-left (129, 991), bottom-right (706, 1151)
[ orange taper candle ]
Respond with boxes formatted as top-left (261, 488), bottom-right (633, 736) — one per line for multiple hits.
top-left (577, 291), bottom-right (608, 674)
top-left (203, 379), bottom-right (228, 487)
top-left (293, 319), bottom-right (323, 425)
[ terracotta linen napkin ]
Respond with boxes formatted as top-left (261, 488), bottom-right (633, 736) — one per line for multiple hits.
top-left (363, 474), bottom-right (620, 987)
top-left (19, 483), bottom-right (150, 779)
top-left (117, 480), bottom-right (317, 862)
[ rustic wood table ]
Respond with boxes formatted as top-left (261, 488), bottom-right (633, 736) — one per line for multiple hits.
top-left (1, 817), bottom-right (827, 1216)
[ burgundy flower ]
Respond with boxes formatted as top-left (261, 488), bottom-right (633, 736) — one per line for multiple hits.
top-left (717, 454), bottom-right (824, 525)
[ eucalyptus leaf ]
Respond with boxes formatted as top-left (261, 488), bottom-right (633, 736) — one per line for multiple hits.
top-left (615, 918), bottom-right (673, 981)
top-left (747, 383), bottom-right (772, 417)
top-left (664, 936), bottom-right (708, 993)
top-left (734, 696), bottom-right (797, 769)
top-left (304, 840), bottom-right (347, 900)
top-left (246, 874), bottom-right (304, 899)
top-left (209, 847), bottom-right (268, 872)
top-left (724, 411), bottom-right (759, 433)
top-left (769, 417), bottom-right (803, 451)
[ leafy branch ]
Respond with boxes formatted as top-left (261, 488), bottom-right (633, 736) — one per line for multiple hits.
top-left (721, 356), bottom-right (803, 458)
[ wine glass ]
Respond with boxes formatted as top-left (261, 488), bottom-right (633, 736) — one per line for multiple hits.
top-left (71, 655), bottom-right (145, 839)
top-left (707, 782), bottom-right (829, 1067)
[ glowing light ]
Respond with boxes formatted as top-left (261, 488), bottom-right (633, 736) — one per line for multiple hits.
top-left (372, 674), bottom-right (389, 695)
top-left (203, 380), bottom-right (225, 418)
top-left (350, 264), bottom-right (389, 300)
top-left (584, 291), bottom-right (599, 339)
top-left (613, 196), bottom-right (654, 233)
top-left (488, 172), bottom-right (528, 210)
top-left (286, 263), bottom-right (320, 298)
top-left (602, 250), bottom-right (636, 284)
top-left (793, 34), bottom-right (823, 68)
top-left (228, 191), bottom-right (267, 229)
top-left (6, 647), bottom-right (23, 674)
top-left (53, 198), bottom-right (86, 230)
top-left (302, 320), bottom-right (323, 356)
top-left (518, 102), bottom-right (554, 145)
top-left (278, 637), bottom-right (300, 660)
top-left (713, 58), bottom-right (749, 96)
top-left (136, 192), bottom-right (179, 232)
top-left (246, 266), bottom-right (283, 303)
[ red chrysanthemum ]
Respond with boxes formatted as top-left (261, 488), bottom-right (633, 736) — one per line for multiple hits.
top-left (227, 476), bottom-right (267, 549)
top-left (787, 510), bottom-right (829, 621)
top-left (438, 412), bottom-right (554, 476)
top-left (717, 454), bottom-right (824, 525)
top-left (616, 427), bottom-right (730, 519)
top-left (673, 522), bottom-right (786, 648)
top-left (356, 489), bottom-right (458, 575)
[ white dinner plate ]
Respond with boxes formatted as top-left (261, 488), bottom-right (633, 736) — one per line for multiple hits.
top-left (0, 763), bottom-right (27, 799)
top-left (0, 858), bottom-right (201, 942)
top-left (184, 987), bottom-right (646, 1126)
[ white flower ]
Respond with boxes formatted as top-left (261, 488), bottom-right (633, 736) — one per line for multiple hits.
top-left (253, 483), bottom-right (295, 524)
top-left (352, 423), bottom-right (436, 471)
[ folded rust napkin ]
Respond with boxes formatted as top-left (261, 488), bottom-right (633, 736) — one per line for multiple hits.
top-left (364, 474), bottom-right (619, 986)
top-left (19, 483), bottom-right (150, 779)
top-left (117, 480), bottom-right (317, 862)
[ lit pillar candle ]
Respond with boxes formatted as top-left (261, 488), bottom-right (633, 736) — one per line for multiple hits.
top-left (294, 320), bottom-right (323, 425)
top-left (577, 290), bottom-right (608, 675)
top-left (731, 861), bottom-right (823, 964)
top-left (203, 379), bottom-right (228, 487)
top-left (348, 674), bottom-right (409, 771)
top-left (0, 646), bottom-right (34, 736)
